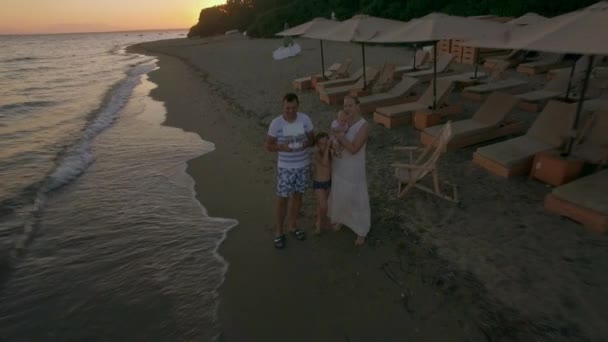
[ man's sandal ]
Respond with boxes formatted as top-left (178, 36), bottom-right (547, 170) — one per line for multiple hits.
top-left (290, 229), bottom-right (306, 241)
top-left (274, 234), bottom-right (286, 249)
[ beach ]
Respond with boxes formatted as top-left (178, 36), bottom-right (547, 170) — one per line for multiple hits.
top-left (131, 35), bottom-right (608, 341)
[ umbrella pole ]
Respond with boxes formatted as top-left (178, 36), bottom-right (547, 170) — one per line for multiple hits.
top-left (361, 43), bottom-right (367, 89)
top-left (320, 40), bottom-right (326, 80)
top-left (433, 41), bottom-right (437, 110)
top-left (473, 53), bottom-right (479, 79)
top-left (564, 59), bottom-right (577, 101)
top-left (412, 44), bottom-right (417, 71)
top-left (564, 55), bottom-right (595, 157)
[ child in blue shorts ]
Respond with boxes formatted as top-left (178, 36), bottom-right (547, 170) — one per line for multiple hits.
top-left (312, 132), bottom-right (331, 234)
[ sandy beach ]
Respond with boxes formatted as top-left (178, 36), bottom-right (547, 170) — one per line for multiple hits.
top-left (130, 35), bottom-right (608, 341)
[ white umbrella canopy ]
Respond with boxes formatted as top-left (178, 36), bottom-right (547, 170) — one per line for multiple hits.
top-left (464, 2), bottom-right (608, 156)
top-left (465, 2), bottom-right (608, 54)
top-left (366, 13), bottom-right (510, 43)
top-left (303, 14), bottom-right (404, 88)
top-left (303, 14), bottom-right (405, 42)
top-left (275, 17), bottom-right (342, 81)
top-left (276, 17), bottom-right (339, 37)
top-left (363, 13), bottom-right (510, 109)
top-left (507, 12), bottom-right (547, 26)
top-left (303, 14), bottom-right (407, 88)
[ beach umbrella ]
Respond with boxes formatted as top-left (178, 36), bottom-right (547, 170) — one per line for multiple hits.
top-left (507, 12), bottom-right (547, 26)
top-left (276, 17), bottom-right (341, 80)
top-left (366, 13), bottom-right (511, 110)
top-left (465, 1), bottom-right (608, 156)
top-left (303, 14), bottom-right (406, 89)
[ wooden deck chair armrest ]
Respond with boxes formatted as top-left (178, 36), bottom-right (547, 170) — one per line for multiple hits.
top-left (392, 162), bottom-right (425, 170)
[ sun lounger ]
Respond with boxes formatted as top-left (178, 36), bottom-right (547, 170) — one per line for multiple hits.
top-left (315, 67), bottom-right (367, 92)
top-left (394, 50), bottom-right (431, 78)
top-left (393, 121), bottom-right (459, 202)
top-left (515, 71), bottom-right (580, 112)
top-left (292, 62), bottom-right (341, 90)
top-left (462, 78), bottom-right (529, 101)
top-left (438, 71), bottom-right (488, 88)
top-left (358, 77), bottom-right (420, 115)
top-left (420, 92), bottom-right (525, 151)
top-left (483, 50), bottom-right (527, 69)
top-left (373, 78), bottom-right (458, 128)
top-left (544, 169), bottom-right (608, 233)
top-left (546, 55), bottom-right (600, 80)
top-left (350, 62), bottom-right (396, 97)
top-left (472, 100), bottom-right (578, 178)
top-left (442, 60), bottom-right (510, 89)
top-left (516, 53), bottom-right (570, 76)
top-left (402, 54), bottom-right (456, 82)
top-left (319, 67), bottom-right (379, 105)
top-left (309, 58), bottom-right (354, 89)
top-left (572, 110), bottom-right (608, 164)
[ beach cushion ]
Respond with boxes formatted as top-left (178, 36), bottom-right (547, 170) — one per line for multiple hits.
top-left (405, 54), bottom-right (455, 78)
top-left (465, 79), bottom-right (527, 94)
top-left (316, 67), bottom-right (366, 90)
top-left (376, 102), bottom-right (426, 117)
top-left (376, 78), bottom-right (454, 116)
top-left (441, 71), bottom-right (488, 83)
top-left (320, 68), bottom-right (379, 96)
top-left (475, 136), bottom-right (554, 166)
top-left (473, 92), bottom-right (518, 126)
top-left (552, 170), bottom-right (608, 215)
top-left (425, 119), bottom-right (488, 138)
top-left (573, 110), bottom-right (608, 163)
top-left (516, 90), bottom-right (562, 102)
top-left (359, 77), bottom-right (419, 105)
top-left (526, 100), bottom-right (578, 146)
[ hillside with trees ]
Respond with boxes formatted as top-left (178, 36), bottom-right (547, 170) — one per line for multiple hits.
top-left (188, 0), bottom-right (599, 38)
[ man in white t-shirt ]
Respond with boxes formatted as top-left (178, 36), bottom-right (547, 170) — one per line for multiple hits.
top-left (265, 93), bottom-right (314, 249)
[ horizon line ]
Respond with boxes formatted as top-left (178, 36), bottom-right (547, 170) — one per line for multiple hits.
top-left (0, 27), bottom-right (189, 37)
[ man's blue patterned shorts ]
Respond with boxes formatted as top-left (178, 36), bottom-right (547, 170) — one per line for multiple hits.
top-left (276, 166), bottom-right (310, 198)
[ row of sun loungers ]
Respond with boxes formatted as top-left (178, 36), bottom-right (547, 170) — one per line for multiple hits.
top-left (290, 50), bottom-right (608, 233)
top-left (372, 78), bottom-right (462, 128)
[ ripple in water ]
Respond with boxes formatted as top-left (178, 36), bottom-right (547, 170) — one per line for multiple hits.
top-left (0, 61), bottom-right (236, 340)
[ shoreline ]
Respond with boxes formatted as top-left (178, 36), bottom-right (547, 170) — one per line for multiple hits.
top-left (130, 37), bottom-right (608, 341)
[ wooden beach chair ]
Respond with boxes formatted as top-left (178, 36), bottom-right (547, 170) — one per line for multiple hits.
top-left (440, 60), bottom-right (510, 89)
top-left (420, 92), bottom-right (525, 151)
top-left (358, 76), bottom-right (420, 115)
top-left (516, 53), bottom-right (570, 76)
top-left (394, 50), bottom-right (431, 78)
top-left (315, 67), bottom-right (368, 92)
top-left (472, 100), bottom-right (578, 178)
top-left (544, 169), bottom-right (608, 233)
top-left (392, 121), bottom-right (459, 202)
top-left (373, 79), bottom-right (459, 129)
top-left (402, 54), bottom-right (457, 82)
top-left (318, 67), bottom-right (380, 105)
top-left (350, 62), bottom-right (396, 97)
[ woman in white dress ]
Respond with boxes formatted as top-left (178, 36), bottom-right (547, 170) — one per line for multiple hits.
top-left (328, 95), bottom-right (371, 246)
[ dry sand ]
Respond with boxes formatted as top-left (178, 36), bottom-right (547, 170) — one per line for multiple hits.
top-left (131, 35), bottom-right (608, 341)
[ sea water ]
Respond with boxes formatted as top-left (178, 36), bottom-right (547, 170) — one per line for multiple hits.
top-left (0, 31), bottom-right (235, 340)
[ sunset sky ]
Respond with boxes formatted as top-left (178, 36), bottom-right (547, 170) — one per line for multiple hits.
top-left (0, 0), bottom-right (226, 34)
